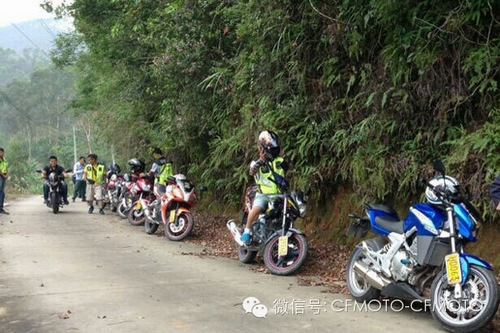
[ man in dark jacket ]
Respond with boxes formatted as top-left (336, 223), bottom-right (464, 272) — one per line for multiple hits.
top-left (41, 155), bottom-right (69, 204)
top-left (489, 173), bottom-right (500, 211)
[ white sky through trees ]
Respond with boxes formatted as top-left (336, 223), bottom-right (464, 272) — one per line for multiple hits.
top-left (0, 0), bottom-right (66, 27)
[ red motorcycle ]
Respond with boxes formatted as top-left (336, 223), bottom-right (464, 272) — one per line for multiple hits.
top-left (143, 174), bottom-right (204, 241)
top-left (127, 176), bottom-right (153, 226)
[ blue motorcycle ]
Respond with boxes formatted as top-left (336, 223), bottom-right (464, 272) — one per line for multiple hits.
top-left (346, 160), bottom-right (499, 333)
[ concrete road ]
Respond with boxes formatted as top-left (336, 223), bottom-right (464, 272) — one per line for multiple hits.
top-left (0, 196), bottom-right (446, 333)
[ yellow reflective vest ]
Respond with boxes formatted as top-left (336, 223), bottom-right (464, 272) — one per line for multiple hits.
top-left (84, 163), bottom-right (106, 185)
top-left (255, 157), bottom-right (285, 194)
top-left (0, 158), bottom-right (7, 176)
top-left (156, 163), bottom-right (174, 185)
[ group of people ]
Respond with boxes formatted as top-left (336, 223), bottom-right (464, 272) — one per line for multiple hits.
top-left (39, 154), bottom-right (108, 214)
top-left (0, 136), bottom-right (283, 227)
top-left (38, 147), bottom-right (175, 216)
top-left (2, 130), bottom-right (499, 235)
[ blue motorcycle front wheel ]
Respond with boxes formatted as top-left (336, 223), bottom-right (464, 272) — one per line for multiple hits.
top-left (431, 265), bottom-right (500, 333)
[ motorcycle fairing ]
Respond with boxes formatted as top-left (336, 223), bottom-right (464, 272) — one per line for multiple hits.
top-left (459, 253), bottom-right (493, 285)
top-left (454, 204), bottom-right (477, 242)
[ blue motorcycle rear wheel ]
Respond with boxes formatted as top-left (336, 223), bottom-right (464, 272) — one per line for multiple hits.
top-left (346, 238), bottom-right (385, 302)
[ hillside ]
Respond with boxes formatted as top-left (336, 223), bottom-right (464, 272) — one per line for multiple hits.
top-left (0, 18), bottom-right (72, 54)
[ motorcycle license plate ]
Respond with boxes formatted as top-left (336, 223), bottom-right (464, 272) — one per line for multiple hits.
top-left (445, 253), bottom-right (462, 285)
top-left (278, 236), bottom-right (288, 256)
top-left (135, 201), bottom-right (142, 209)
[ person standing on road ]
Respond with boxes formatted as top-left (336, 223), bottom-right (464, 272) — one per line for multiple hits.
top-left (83, 154), bottom-right (107, 215)
top-left (72, 156), bottom-right (86, 202)
top-left (0, 147), bottom-right (9, 214)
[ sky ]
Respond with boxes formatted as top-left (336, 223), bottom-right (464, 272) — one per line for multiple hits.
top-left (0, 0), bottom-right (66, 28)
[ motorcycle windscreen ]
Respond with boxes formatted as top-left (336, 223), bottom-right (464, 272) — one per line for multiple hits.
top-left (403, 203), bottom-right (445, 236)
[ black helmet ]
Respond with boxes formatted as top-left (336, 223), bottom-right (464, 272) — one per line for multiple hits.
top-left (258, 130), bottom-right (280, 160)
top-left (108, 163), bottom-right (121, 174)
top-left (127, 158), bottom-right (145, 173)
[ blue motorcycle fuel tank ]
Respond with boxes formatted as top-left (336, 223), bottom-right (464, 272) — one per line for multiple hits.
top-left (403, 203), bottom-right (446, 235)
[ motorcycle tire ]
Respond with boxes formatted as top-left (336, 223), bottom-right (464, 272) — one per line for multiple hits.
top-left (346, 238), bottom-right (385, 302)
top-left (117, 202), bottom-right (129, 219)
top-left (238, 246), bottom-right (258, 263)
top-left (51, 192), bottom-right (59, 214)
top-left (238, 212), bottom-right (257, 263)
top-left (164, 212), bottom-right (194, 241)
top-left (127, 205), bottom-right (145, 226)
top-left (431, 265), bottom-right (500, 333)
top-left (144, 218), bottom-right (159, 234)
top-left (263, 232), bottom-right (307, 276)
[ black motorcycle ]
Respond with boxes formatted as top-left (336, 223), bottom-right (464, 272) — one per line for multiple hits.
top-left (227, 175), bottom-right (308, 276)
top-left (36, 169), bottom-right (71, 214)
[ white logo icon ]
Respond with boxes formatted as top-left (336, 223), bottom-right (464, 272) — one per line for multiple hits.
top-left (252, 303), bottom-right (268, 318)
top-left (243, 297), bottom-right (268, 318)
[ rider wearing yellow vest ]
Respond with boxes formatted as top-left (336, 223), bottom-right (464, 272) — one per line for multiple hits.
top-left (241, 131), bottom-right (289, 244)
top-left (254, 157), bottom-right (285, 194)
top-left (83, 153), bottom-right (107, 215)
top-left (146, 148), bottom-right (174, 195)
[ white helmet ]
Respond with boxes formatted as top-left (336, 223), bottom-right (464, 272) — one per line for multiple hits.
top-left (174, 174), bottom-right (186, 181)
top-left (425, 176), bottom-right (459, 205)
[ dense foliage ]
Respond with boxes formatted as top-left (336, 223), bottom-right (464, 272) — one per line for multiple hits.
top-left (39, 0), bottom-right (500, 225)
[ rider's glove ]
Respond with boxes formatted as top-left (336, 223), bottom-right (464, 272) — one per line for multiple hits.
top-left (250, 160), bottom-right (264, 175)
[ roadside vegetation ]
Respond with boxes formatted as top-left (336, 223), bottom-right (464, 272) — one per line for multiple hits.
top-left (2, 0), bottom-right (500, 263)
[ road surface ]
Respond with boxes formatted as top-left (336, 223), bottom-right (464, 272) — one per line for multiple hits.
top-left (0, 196), bottom-right (446, 333)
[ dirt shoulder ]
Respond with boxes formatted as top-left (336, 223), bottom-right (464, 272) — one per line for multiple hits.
top-left (185, 211), bottom-right (500, 332)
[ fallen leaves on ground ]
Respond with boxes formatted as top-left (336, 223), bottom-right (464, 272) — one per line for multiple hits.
top-left (184, 211), bottom-right (500, 332)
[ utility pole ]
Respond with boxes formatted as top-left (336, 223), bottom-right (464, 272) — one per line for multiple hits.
top-left (111, 144), bottom-right (115, 165)
top-left (73, 126), bottom-right (77, 164)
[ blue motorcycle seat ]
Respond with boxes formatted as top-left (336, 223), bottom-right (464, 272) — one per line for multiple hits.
top-left (374, 216), bottom-right (404, 234)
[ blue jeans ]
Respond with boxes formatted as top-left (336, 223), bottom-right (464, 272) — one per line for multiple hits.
top-left (0, 177), bottom-right (5, 210)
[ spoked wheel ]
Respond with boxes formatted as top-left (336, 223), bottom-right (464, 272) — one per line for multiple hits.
top-left (144, 218), bottom-right (159, 234)
top-left (127, 203), bottom-right (145, 226)
top-left (346, 238), bottom-right (384, 302)
top-left (431, 265), bottom-right (500, 333)
top-left (263, 232), bottom-right (308, 276)
top-left (164, 212), bottom-right (194, 241)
